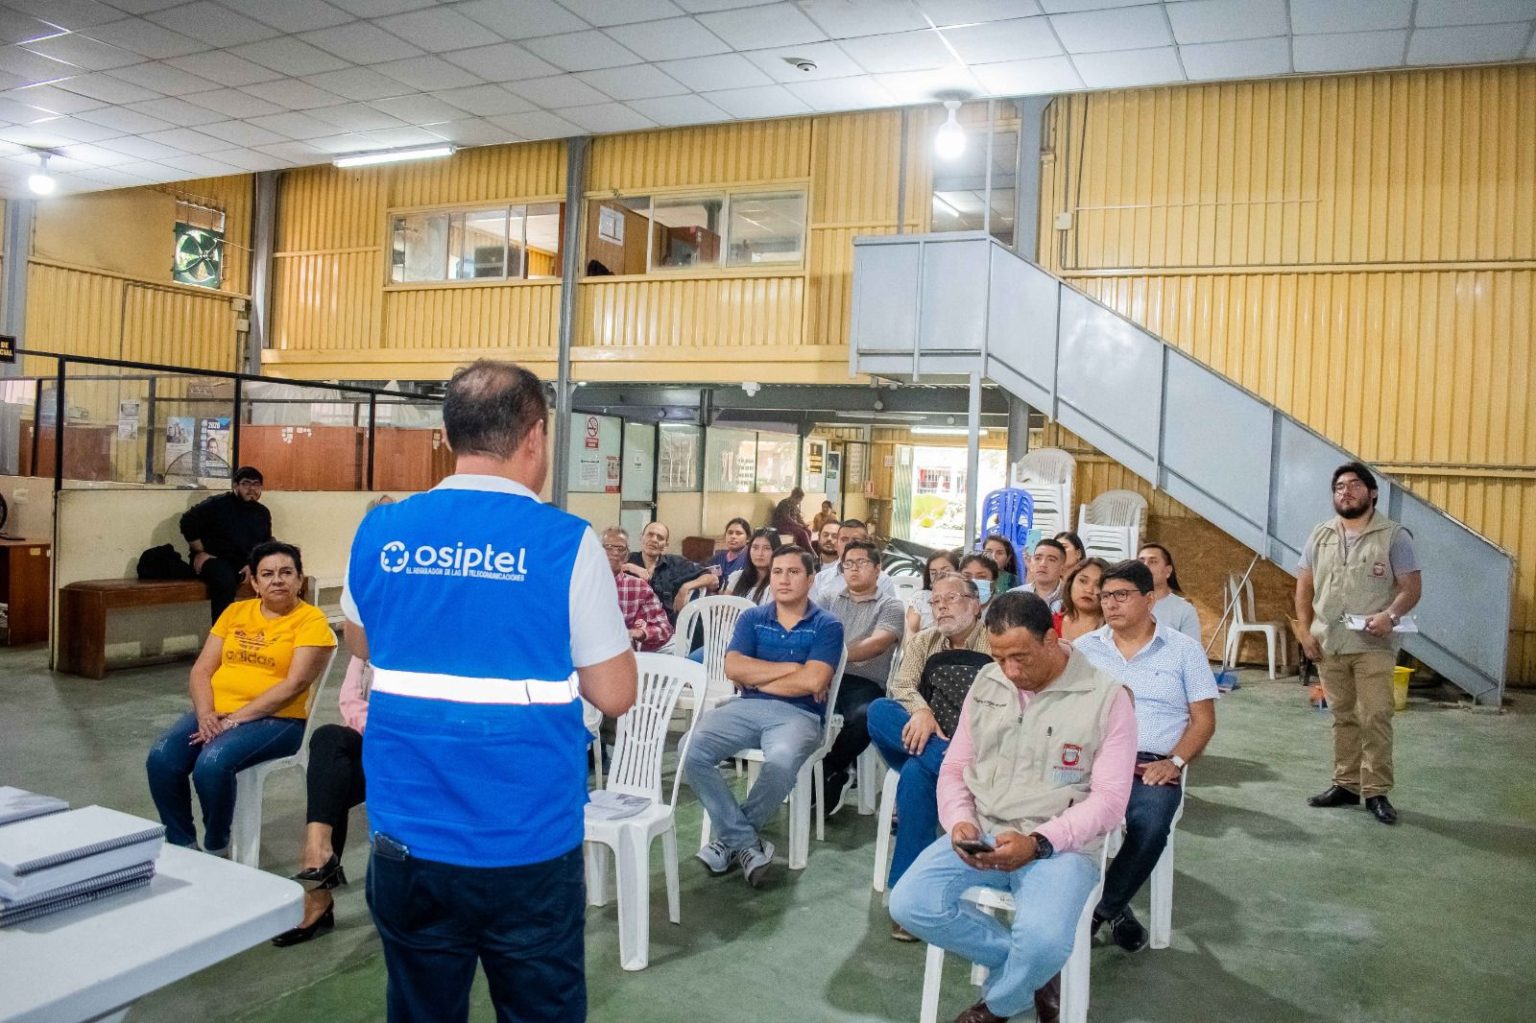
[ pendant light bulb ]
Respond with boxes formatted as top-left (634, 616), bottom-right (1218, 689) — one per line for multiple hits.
top-left (934, 100), bottom-right (965, 161)
top-left (28, 152), bottom-right (55, 195)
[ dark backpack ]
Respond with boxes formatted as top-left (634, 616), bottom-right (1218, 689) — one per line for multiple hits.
top-left (137, 544), bottom-right (197, 580)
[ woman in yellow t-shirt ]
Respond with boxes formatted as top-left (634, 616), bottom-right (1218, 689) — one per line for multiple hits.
top-left (146, 540), bottom-right (337, 855)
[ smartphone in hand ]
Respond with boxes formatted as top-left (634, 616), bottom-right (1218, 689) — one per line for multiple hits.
top-left (955, 835), bottom-right (994, 855)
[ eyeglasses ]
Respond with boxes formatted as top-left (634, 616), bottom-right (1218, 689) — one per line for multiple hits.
top-left (1332, 481), bottom-right (1367, 494)
top-left (601, 543), bottom-right (629, 553)
top-left (842, 558), bottom-right (875, 569)
top-left (1098, 588), bottom-right (1145, 605)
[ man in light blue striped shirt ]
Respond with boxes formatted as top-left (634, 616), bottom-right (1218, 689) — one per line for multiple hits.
top-left (1074, 560), bottom-right (1218, 953)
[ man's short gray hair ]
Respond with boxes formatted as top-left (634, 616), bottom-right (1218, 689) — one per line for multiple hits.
top-left (602, 526), bottom-right (629, 542)
top-left (934, 574), bottom-right (979, 600)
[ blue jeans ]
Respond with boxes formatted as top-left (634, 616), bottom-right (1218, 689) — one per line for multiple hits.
top-left (145, 710), bottom-right (304, 851)
top-left (368, 840), bottom-right (585, 1023)
top-left (682, 698), bottom-right (822, 852)
top-left (1096, 751), bottom-right (1184, 919)
top-left (867, 697), bottom-right (950, 887)
top-left (891, 836), bottom-right (1099, 1018)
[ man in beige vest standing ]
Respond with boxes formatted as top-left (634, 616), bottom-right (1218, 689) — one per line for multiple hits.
top-left (1296, 462), bottom-right (1421, 825)
top-left (890, 592), bottom-right (1136, 1023)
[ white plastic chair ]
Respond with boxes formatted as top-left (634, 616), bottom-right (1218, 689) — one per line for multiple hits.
top-left (1104, 771), bottom-right (1188, 950)
top-left (229, 647), bottom-right (342, 868)
top-left (1222, 574), bottom-right (1289, 679)
top-left (918, 840), bottom-right (1110, 1023)
top-left (891, 575), bottom-right (923, 603)
top-left (852, 639), bottom-right (903, 817)
top-left (699, 649), bottom-right (847, 870)
top-left (871, 767), bottom-right (902, 892)
top-left (1076, 489), bottom-right (1147, 562)
top-left (1012, 448), bottom-right (1076, 538)
top-left (583, 653), bottom-right (703, 972)
top-left (671, 595), bottom-right (754, 713)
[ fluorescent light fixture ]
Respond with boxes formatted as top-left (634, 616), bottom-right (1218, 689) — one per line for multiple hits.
top-left (911, 426), bottom-right (988, 437)
top-left (934, 100), bottom-right (965, 161)
top-left (28, 151), bottom-right (55, 195)
top-left (334, 144), bottom-right (455, 169)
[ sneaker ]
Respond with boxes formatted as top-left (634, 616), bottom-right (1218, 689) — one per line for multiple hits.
top-left (1107, 907), bottom-right (1148, 952)
top-left (737, 839), bottom-right (776, 888)
top-left (823, 769), bottom-right (852, 816)
top-left (696, 838), bottom-right (734, 875)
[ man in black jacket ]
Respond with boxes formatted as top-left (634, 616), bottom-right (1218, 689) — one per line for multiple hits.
top-left (179, 466), bottom-right (273, 621)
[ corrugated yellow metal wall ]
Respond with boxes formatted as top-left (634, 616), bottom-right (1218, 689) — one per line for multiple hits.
top-left (581, 277), bottom-right (803, 349)
top-left (271, 147), bottom-right (565, 367)
top-left (1038, 65), bottom-right (1536, 682)
top-left (24, 175), bottom-right (251, 372)
top-left (588, 120), bottom-right (810, 193)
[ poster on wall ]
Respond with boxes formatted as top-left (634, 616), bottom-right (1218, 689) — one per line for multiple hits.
top-left (568, 413), bottom-right (621, 494)
top-left (598, 206), bottom-right (624, 245)
top-left (200, 417), bottom-right (231, 473)
top-left (164, 416), bottom-right (194, 472)
top-left (658, 424), bottom-right (700, 492)
top-left (803, 438), bottom-right (826, 493)
top-left (117, 400), bottom-right (140, 440)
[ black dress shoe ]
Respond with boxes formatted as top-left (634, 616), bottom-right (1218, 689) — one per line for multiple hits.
top-left (1034, 972), bottom-right (1062, 1023)
top-left (293, 855), bottom-right (347, 890)
top-left (1307, 785), bottom-right (1361, 808)
top-left (1107, 907), bottom-right (1149, 952)
top-left (272, 905), bottom-right (334, 947)
top-left (1366, 796), bottom-right (1399, 825)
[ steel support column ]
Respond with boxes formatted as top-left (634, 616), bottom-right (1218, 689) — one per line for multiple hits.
top-left (552, 136), bottom-right (589, 509)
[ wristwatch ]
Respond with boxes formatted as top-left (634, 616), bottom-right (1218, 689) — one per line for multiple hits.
top-left (1387, 612), bottom-right (1402, 626)
top-left (1170, 754), bottom-right (1187, 771)
top-left (1028, 832), bottom-right (1054, 860)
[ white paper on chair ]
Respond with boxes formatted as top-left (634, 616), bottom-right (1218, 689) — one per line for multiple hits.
top-left (586, 792), bottom-right (653, 821)
top-left (1344, 615), bottom-right (1419, 634)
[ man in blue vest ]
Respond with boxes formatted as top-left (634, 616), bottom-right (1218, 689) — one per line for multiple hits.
top-left (343, 360), bottom-right (636, 1023)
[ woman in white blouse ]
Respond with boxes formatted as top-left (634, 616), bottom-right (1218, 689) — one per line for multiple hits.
top-left (1139, 542), bottom-right (1202, 641)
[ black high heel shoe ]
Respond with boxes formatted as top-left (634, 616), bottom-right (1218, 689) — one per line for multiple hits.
top-left (292, 855), bottom-right (347, 891)
top-left (271, 904), bottom-right (334, 947)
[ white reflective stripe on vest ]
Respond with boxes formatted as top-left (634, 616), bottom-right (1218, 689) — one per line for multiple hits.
top-left (371, 667), bottom-right (580, 705)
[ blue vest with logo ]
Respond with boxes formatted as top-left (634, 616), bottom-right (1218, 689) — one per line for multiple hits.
top-left (350, 483), bottom-right (588, 867)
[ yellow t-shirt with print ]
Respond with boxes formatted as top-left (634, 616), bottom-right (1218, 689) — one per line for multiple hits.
top-left (210, 599), bottom-right (337, 719)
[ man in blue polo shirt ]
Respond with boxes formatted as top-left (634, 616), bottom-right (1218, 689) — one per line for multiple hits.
top-left (343, 360), bottom-right (636, 1023)
top-left (1074, 559), bottom-right (1217, 954)
top-left (684, 545), bottom-right (844, 888)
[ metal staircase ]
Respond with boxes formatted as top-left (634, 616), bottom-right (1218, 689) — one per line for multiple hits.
top-left (850, 232), bottom-right (1512, 705)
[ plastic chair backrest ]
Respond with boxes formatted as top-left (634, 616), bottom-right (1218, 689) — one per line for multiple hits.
top-left (818, 648), bottom-right (849, 749)
top-left (892, 576), bottom-right (923, 602)
top-left (680, 594), bottom-right (754, 704)
top-left (1084, 489), bottom-right (1147, 527)
top-left (976, 488), bottom-right (1034, 552)
top-left (609, 652), bottom-right (702, 806)
top-left (1226, 574), bottom-right (1258, 626)
top-left (1013, 447), bottom-right (1076, 486)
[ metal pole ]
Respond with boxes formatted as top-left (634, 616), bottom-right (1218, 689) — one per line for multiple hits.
top-left (229, 375), bottom-right (241, 477)
top-left (1015, 98), bottom-right (1049, 259)
top-left (1, 199), bottom-right (33, 380)
top-left (983, 99), bottom-right (995, 237)
top-left (964, 371), bottom-right (981, 549)
top-left (366, 393), bottom-right (377, 491)
top-left (246, 171), bottom-right (277, 375)
top-left (52, 358), bottom-right (64, 494)
top-left (29, 376), bottom-right (41, 475)
top-left (896, 110), bottom-right (909, 235)
top-left (1006, 397), bottom-right (1031, 471)
top-left (144, 376), bottom-right (158, 483)
top-left (552, 135), bottom-right (590, 510)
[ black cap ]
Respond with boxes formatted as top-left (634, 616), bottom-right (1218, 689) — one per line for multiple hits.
top-left (233, 465), bottom-right (264, 485)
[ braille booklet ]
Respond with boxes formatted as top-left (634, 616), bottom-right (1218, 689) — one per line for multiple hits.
top-left (0, 787), bottom-right (68, 827)
top-left (0, 805), bottom-right (164, 901)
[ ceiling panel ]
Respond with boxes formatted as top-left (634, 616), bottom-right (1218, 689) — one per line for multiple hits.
top-left (0, 0), bottom-right (1525, 197)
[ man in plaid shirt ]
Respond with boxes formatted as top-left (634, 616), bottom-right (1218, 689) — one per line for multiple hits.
top-left (603, 526), bottom-right (674, 652)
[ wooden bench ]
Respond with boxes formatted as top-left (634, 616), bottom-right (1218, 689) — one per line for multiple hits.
top-left (57, 576), bottom-right (327, 679)
top-left (57, 580), bottom-right (216, 679)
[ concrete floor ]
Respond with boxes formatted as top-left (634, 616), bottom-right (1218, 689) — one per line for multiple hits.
top-left (2, 646), bottom-right (1533, 1023)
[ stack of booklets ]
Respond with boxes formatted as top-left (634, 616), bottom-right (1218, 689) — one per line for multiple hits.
top-left (0, 800), bottom-right (165, 928)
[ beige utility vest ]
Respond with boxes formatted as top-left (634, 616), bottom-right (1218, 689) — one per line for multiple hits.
top-left (962, 651), bottom-right (1124, 853)
top-left (1307, 512), bottom-right (1407, 656)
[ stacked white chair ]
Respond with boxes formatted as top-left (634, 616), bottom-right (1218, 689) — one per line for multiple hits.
top-left (918, 840), bottom-right (1110, 1023)
top-left (228, 648), bottom-right (341, 868)
top-left (1011, 447), bottom-right (1076, 539)
top-left (699, 649), bottom-right (847, 869)
top-left (1076, 489), bottom-right (1148, 562)
top-left (1222, 574), bottom-right (1290, 679)
top-left (671, 595), bottom-right (755, 714)
top-left (584, 653), bottom-right (704, 971)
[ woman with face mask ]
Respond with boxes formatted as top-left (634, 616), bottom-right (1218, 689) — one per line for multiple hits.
top-left (958, 552), bottom-right (1000, 608)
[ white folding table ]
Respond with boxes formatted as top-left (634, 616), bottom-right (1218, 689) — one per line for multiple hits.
top-left (0, 845), bottom-right (303, 1023)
